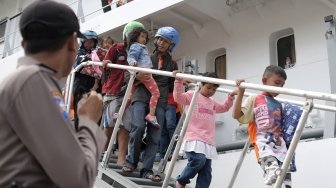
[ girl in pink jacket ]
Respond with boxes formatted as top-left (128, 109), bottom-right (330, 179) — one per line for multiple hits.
top-left (173, 72), bottom-right (238, 188)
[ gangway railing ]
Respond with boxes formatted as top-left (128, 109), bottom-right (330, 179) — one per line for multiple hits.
top-left (64, 61), bottom-right (336, 188)
top-left (164, 85), bottom-right (336, 188)
top-left (165, 85), bottom-right (336, 187)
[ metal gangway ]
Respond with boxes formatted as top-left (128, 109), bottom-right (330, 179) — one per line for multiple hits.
top-left (64, 61), bottom-right (336, 188)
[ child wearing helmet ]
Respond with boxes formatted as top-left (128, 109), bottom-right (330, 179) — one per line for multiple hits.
top-left (127, 27), bottom-right (160, 128)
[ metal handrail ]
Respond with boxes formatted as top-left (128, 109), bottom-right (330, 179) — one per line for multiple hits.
top-left (274, 100), bottom-right (314, 188)
top-left (162, 82), bottom-right (202, 188)
top-left (1, 0), bottom-right (127, 58)
top-left (195, 85), bottom-right (336, 112)
top-left (161, 84), bottom-right (335, 188)
top-left (67, 61), bottom-right (336, 103)
top-left (64, 61), bottom-right (336, 188)
top-left (78, 1), bottom-right (120, 21)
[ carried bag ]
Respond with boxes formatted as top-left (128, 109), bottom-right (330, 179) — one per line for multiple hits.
top-left (80, 50), bottom-right (105, 79)
top-left (282, 102), bottom-right (303, 172)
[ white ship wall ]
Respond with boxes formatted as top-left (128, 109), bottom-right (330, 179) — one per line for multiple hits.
top-left (170, 138), bottom-right (336, 188)
top-left (171, 0), bottom-right (334, 146)
top-left (1, 1), bottom-right (336, 187)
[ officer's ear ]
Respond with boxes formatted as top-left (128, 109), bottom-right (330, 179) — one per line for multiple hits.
top-left (67, 33), bottom-right (78, 53)
top-left (21, 40), bottom-right (26, 48)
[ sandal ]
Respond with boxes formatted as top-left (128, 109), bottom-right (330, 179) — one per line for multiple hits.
top-left (122, 163), bottom-right (134, 173)
top-left (142, 170), bottom-right (162, 182)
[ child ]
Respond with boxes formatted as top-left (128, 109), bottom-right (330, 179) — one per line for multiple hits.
top-left (173, 71), bottom-right (237, 188)
top-left (89, 36), bottom-right (115, 80)
top-left (102, 36), bottom-right (114, 50)
top-left (232, 65), bottom-right (289, 187)
top-left (127, 27), bottom-right (160, 128)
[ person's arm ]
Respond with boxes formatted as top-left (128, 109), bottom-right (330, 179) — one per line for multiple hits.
top-left (9, 74), bottom-right (106, 188)
top-left (213, 89), bottom-right (239, 113)
top-left (168, 60), bottom-right (178, 91)
top-left (173, 77), bottom-right (192, 105)
top-left (127, 44), bottom-right (140, 66)
top-left (232, 80), bottom-right (246, 119)
top-left (232, 91), bottom-right (245, 119)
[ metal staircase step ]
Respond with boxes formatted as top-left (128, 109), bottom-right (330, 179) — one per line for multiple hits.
top-left (127, 176), bottom-right (176, 187)
top-left (107, 163), bottom-right (141, 172)
top-left (94, 177), bottom-right (112, 188)
top-left (140, 185), bottom-right (169, 188)
top-left (97, 154), bottom-right (177, 188)
top-left (98, 165), bottom-right (140, 188)
top-left (113, 168), bottom-right (141, 178)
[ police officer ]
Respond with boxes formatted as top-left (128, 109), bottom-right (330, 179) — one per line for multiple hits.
top-left (0, 1), bottom-right (106, 187)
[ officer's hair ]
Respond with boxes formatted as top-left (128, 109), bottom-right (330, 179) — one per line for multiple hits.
top-left (23, 34), bottom-right (72, 54)
top-left (263, 65), bottom-right (287, 80)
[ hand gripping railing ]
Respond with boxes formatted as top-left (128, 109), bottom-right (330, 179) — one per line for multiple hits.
top-left (64, 61), bottom-right (336, 188)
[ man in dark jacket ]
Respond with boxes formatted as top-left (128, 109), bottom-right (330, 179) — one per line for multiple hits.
top-left (123, 26), bottom-right (180, 181)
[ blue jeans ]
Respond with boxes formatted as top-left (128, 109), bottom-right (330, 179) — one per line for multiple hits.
top-left (125, 101), bottom-right (165, 176)
top-left (176, 152), bottom-right (212, 188)
top-left (159, 104), bottom-right (177, 158)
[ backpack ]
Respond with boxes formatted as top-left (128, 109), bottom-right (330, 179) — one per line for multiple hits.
top-left (282, 102), bottom-right (303, 145)
top-left (282, 102), bottom-right (303, 172)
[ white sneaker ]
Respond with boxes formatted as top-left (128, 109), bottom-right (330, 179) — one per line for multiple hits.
top-left (263, 161), bottom-right (280, 185)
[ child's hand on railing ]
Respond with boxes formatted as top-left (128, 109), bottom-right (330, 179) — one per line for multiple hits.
top-left (102, 60), bottom-right (111, 68)
top-left (172, 70), bottom-right (181, 76)
top-left (172, 70), bottom-right (193, 85)
top-left (129, 61), bottom-right (138, 67)
top-left (235, 79), bottom-right (246, 94)
top-left (229, 89), bottom-right (239, 97)
top-left (172, 70), bottom-right (184, 82)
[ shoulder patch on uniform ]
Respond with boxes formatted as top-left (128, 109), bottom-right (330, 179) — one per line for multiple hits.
top-left (52, 91), bottom-right (70, 121)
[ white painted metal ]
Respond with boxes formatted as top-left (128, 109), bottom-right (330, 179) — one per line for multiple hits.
top-left (1, 0), bottom-right (336, 187)
top-left (217, 87), bottom-right (336, 112)
top-left (101, 71), bottom-right (137, 167)
top-left (162, 82), bottom-right (201, 188)
top-left (227, 139), bottom-right (250, 188)
top-left (274, 100), bottom-right (313, 188)
top-left (74, 61), bottom-right (336, 103)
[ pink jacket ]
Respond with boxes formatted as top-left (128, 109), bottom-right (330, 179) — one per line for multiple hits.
top-left (173, 80), bottom-right (234, 145)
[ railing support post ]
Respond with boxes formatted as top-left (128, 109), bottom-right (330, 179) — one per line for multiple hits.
top-left (227, 139), bottom-right (250, 188)
top-left (162, 82), bottom-right (201, 188)
top-left (274, 99), bottom-right (313, 188)
top-left (158, 112), bottom-right (186, 173)
top-left (101, 71), bottom-right (137, 168)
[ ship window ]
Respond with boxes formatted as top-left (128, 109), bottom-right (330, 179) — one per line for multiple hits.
top-left (277, 34), bottom-right (296, 69)
top-left (215, 54), bottom-right (226, 79)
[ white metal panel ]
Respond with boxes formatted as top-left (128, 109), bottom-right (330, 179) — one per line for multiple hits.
top-left (169, 138), bottom-right (336, 188)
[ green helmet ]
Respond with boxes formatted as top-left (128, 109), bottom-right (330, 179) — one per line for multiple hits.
top-left (122, 21), bottom-right (145, 40)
